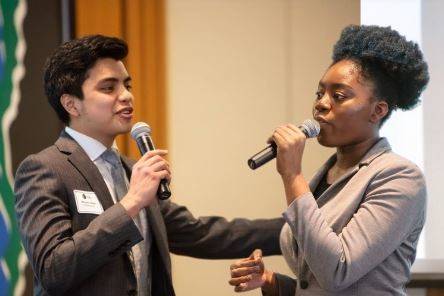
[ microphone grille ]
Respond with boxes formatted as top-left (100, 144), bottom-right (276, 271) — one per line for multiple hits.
top-left (300, 119), bottom-right (320, 138)
top-left (131, 122), bottom-right (152, 140)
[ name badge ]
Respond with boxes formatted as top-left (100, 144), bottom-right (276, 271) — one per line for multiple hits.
top-left (73, 190), bottom-right (104, 215)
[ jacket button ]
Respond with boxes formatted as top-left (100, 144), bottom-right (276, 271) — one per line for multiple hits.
top-left (300, 280), bottom-right (309, 289)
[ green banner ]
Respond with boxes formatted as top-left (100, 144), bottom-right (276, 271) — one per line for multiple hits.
top-left (1, 0), bottom-right (27, 295)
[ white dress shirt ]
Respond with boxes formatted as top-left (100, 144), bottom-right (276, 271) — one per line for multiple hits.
top-left (65, 126), bottom-right (124, 203)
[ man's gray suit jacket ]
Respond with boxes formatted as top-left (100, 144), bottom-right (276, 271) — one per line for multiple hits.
top-left (14, 131), bottom-right (284, 296)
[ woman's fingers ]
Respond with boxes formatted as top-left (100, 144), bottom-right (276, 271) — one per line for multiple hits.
top-left (228, 275), bottom-right (253, 286)
top-left (252, 249), bottom-right (263, 260)
top-left (273, 130), bottom-right (287, 147)
top-left (231, 266), bottom-right (261, 277)
top-left (287, 123), bottom-right (303, 134)
top-left (234, 282), bottom-right (250, 292)
top-left (230, 259), bottom-right (260, 270)
top-left (228, 250), bottom-right (266, 292)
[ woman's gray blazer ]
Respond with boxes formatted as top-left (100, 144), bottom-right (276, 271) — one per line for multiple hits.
top-left (274, 138), bottom-right (426, 296)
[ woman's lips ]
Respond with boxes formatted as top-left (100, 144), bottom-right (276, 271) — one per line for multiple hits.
top-left (314, 115), bottom-right (329, 124)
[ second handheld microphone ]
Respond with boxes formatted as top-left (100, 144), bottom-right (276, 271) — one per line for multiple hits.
top-left (247, 119), bottom-right (320, 170)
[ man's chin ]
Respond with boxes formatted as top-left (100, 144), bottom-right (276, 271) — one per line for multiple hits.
top-left (118, 121), bottom-right (133, 133)
top-left (109, 126), bottom-right (132, 140)
top-left (119, 128), bottom-right (132, 136)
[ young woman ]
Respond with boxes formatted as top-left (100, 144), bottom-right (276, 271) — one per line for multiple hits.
top-left (228, 25), bottom-right (429, 295)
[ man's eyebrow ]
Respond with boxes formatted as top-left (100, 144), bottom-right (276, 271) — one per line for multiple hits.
top-left (97, 76), bottom-right (132, 83)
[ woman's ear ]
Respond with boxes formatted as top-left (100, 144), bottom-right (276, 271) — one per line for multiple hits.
top-left (60, 94), bottom-right (80, 118)
top-left (370, 100), bottom-right (389, 124)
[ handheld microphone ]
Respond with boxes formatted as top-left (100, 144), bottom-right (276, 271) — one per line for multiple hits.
top-left (131, 122), bottom-right (171, 200)
top-left (247, 119), bottom-right (320, 170)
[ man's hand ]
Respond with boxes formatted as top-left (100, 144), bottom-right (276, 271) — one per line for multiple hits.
top-left (120, 149), bottom-right (171, 217)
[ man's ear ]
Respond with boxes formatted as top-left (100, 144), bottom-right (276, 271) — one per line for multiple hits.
top-left (370, 100), bottom-right (389, 124)
top-left (60, 94), bottom-right (81, 118)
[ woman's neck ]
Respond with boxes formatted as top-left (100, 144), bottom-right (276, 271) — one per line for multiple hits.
top-left (326, 136), bottom-right (380, 184)
top-left (335, 136), bottom-right (380, 170)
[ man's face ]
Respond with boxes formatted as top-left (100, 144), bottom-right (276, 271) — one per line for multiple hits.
top-left (71, 57), bottom-right (134, 145)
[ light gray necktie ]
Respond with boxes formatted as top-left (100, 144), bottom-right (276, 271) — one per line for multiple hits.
top-left (101, 148), bottom-right (128, 200)
top-left (101, 148), bottom-right (151, 296)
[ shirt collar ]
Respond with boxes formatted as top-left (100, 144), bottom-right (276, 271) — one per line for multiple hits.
top-left (64, 126), bottom-right (108, 161)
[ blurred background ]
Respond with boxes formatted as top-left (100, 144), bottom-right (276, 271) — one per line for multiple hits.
top-left (1, 0), bottom-right (442, 295)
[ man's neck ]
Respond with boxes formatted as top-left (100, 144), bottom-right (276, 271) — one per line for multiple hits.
top-left (68, 124), bottom-right (114, 148)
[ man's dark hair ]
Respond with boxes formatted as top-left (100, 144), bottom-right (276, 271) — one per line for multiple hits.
top-left (332, 25), bottom-right (429, 124)
top-left (43, 35), bottom-right (128, 124)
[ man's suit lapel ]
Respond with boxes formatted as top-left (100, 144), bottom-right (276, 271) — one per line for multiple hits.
top-left (55, 131), bottom-right (115, 210)
top-left (121, 156), bottom-right (172, 276)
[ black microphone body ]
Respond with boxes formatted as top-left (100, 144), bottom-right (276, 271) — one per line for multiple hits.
top-left (248, 119), bottom-right (320, 170)
top-left (134, 134), bottom-right (155, 154)
top-left (248, 142), bottom-right (277, 170)
top-left (132, 124), bottom-right (171, 200)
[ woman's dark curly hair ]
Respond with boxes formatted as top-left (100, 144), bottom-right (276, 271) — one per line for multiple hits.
top-left (332, 25), bottom-right (429, 124)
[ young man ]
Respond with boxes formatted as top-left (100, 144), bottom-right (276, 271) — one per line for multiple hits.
top-left (14, 35), bottom-right (283, 296)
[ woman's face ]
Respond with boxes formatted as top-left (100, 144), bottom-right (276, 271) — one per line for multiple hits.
top-left (313, 59), bottom-right (385, 148)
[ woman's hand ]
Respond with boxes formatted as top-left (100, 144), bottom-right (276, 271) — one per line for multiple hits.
top-left (272, 124), bottom-right (310, 204)
top-left (228, 249), bottom-right (275, 293)
top-left (272, 124), bottom-right (306, 179)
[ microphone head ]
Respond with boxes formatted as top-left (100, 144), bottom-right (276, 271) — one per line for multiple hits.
top-left (131, 122), bottom-right (152, 140)
top-left (300, 119), bottom-right (320, 138)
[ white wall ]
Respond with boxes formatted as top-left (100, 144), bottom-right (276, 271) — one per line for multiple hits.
top-left (165, 1), bottom-right (359, 295)
top-left (361, 0), bottom-right (426, 260)
top-left (362, 0), bottom-right (444, 264)
top-left (422, 0), bottom-right (444, 259)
